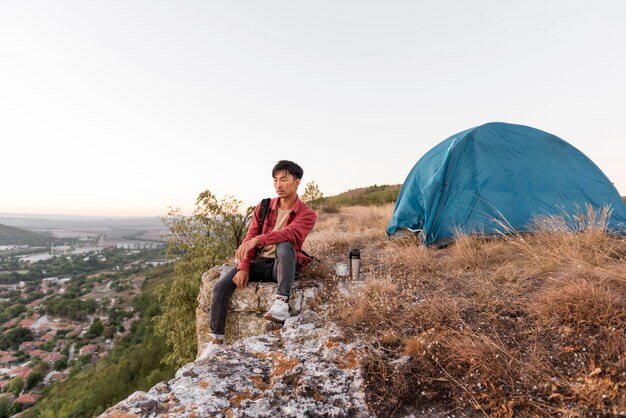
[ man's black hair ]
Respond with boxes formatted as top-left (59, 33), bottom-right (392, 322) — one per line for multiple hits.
top-left (272, 160), bottom-right (304, 180)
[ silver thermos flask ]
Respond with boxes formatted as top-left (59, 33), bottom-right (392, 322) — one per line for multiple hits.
top-left (349, 249), bottom-right (360, 280)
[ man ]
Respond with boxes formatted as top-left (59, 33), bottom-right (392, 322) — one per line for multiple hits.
top-left (198, 160), bottom-right (317, 360)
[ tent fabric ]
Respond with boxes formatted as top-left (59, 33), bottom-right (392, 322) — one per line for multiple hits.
top-left (387, 122), bottom-right (626, 245)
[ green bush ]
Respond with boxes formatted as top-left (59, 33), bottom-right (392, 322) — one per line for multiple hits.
top-left (154, 190), bottom-right (252, 367)
top-left (6, 377), bottom-right (23, 396)
top-left (54, 358), bottom-right (68, 371)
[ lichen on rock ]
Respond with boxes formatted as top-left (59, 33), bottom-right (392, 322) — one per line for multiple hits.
top-left (101, 312), bottom-right (371, 418)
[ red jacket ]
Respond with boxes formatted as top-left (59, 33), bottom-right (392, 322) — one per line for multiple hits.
top-left (237, 196), bottom-right (317, 272)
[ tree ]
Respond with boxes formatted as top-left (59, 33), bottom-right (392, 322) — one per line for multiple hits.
top-left (103, 325), bottom-right (116, 339)
top-left (6, 377), bottom-right (23, 396)
top-left (0, 327), bottom-right (33, 350)
top-left (54, 358), bottom-right (68, 371)
top-left (154, 190), bottom-right (253, 367)
top-left (301, 181), bottom-right (324, 204)
top-left (26, 371), bottom-right (44, 389)
top-left (86, 318), bottom-right (104, 338)
top-left (0, 397), bottom-right (16, 418)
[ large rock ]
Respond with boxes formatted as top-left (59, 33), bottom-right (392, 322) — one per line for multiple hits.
top-left (100, 312), bottom-right (372, 418)
top-left (196, 265), bottom-right (322, 351)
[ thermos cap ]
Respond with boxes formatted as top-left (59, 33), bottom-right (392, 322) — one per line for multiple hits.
top-left (349, 248), bottom-right (360, 259)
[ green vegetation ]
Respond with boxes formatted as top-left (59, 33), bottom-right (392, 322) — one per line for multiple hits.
top-left (84, 318), bottom-right (104, 339)
top-left (154, 190), bottom-right (252, 367)
top-left (0, 223), bottom-right (53, 246)
top-left (0, 247), bottom-right (163, 285)
top-left (5, 377), bottom-right (24, 396)
top-left (43, 297), bottom-right (97, 321)
top-left (0, 302), bottom-right (26, 323)
top-left (23, 267), bottom-right (177, 418)
top-left (315, 184), bottom-right (401, 209)
top-left (26, 362), bottom-right (49, 390)
top-left (0, 327), bottom-right (33, 350)
top-left (0, 397), bottom-right (17, 418)
top-left (0, 243), bottom-right (172, 415)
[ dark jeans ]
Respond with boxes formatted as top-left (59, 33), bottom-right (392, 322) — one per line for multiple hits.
top-left (210, 242), bottom-right (297, 338)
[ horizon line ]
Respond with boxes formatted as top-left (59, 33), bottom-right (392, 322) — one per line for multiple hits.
top-left (0, 211), bottom-right (165, 219)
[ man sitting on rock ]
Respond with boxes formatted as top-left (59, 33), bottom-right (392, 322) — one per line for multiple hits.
top-left (198, 160), bottom-right (317, 360)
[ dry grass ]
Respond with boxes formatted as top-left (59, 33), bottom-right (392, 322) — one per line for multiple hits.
top-left (340, 204), bottom-right (394, 232)
top-left (303, 204), bottom-right (391, 266)
top-left (311, 205), bottom-right (626, 417)
top-left (497, 205), bottom-right (626, 271)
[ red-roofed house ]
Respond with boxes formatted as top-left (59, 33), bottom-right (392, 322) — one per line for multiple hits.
top-left (9, 366), bottom-right (32, 379)
top-left (67, 327), bottom-right (82, 338)
top-left (19, 341), bottom-right (37, 352)
top-left (1, 318), bottom-right (18, 329)
top-left (29, 349), bottom-right (48, 358)
top-left (18, 318), bottom-right (35, 328)
top-left (39, 332), bottom-right (55, 341)
top-left (79, 344), bottom-right (97, 356)
top-left (0, 354), bottom-right (19, 367)
top-left (43, 352), bottom-right (65, 363)
top-left (15, 392), bottom-right (41, 405)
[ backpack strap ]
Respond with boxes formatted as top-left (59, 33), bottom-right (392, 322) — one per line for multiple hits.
top-left (257, 198), bottom-right (271, 236)
top-left (256, 198), bottom-right (320, 265)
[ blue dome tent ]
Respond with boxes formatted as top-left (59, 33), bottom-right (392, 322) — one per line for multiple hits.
top-left (387, 122), bottom-right (626, 245)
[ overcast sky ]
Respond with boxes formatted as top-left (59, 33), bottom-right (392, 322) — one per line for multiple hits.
top-left (1, 1), bottom-right (625, 216)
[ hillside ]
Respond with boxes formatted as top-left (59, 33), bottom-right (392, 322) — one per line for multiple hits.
top-left (315, 184), bottom-right (401, 208)
top-left (21, 265), bottom-right (177, 417)
top-left (0, 223), bottom-right (53, 246)
top-left (104, 203), bottom-right (625, 417)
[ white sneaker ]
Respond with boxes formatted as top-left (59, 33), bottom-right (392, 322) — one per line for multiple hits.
top-left (263, 298), bottom-right (290, 323)
top-left (196, 341), bottom-right (224, 361)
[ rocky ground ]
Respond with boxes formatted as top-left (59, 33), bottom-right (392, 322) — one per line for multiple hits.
top-left (101, 311), bottom-right (370, 418)
top-left (101, 204), bottom-right (626, 417)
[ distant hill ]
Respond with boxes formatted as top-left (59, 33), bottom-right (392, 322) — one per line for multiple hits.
top-left (317, 189), bottom-right (625, 208)
top-left (315, 184), bottom-right (401, 208)
top-left (0, 223), bottom-right (53, 246)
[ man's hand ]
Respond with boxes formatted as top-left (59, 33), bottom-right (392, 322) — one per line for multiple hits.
top-left (236, 237), bottom-right (259, 261)
top-left (232, 270), bottom-right (249, 289)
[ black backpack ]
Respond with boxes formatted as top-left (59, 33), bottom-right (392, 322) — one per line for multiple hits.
top-left (257, 198), bottom-right (271, 236)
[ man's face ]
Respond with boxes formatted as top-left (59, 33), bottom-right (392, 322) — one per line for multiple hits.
top-left (273, 170), bottom-right (300, 199)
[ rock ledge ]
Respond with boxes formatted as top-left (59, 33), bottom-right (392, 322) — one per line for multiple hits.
top-left (101, 312), bottom-right (371, 418)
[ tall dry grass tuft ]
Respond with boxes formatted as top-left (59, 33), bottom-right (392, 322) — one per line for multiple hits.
top-left (392, 236), bottom-right (442, 274)
top-left (495, 205), bottom-right (626, 270)
top-left (531, 276), bottom-right (624, 330)
top-left (451, 233), bottom-right (489, 269)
